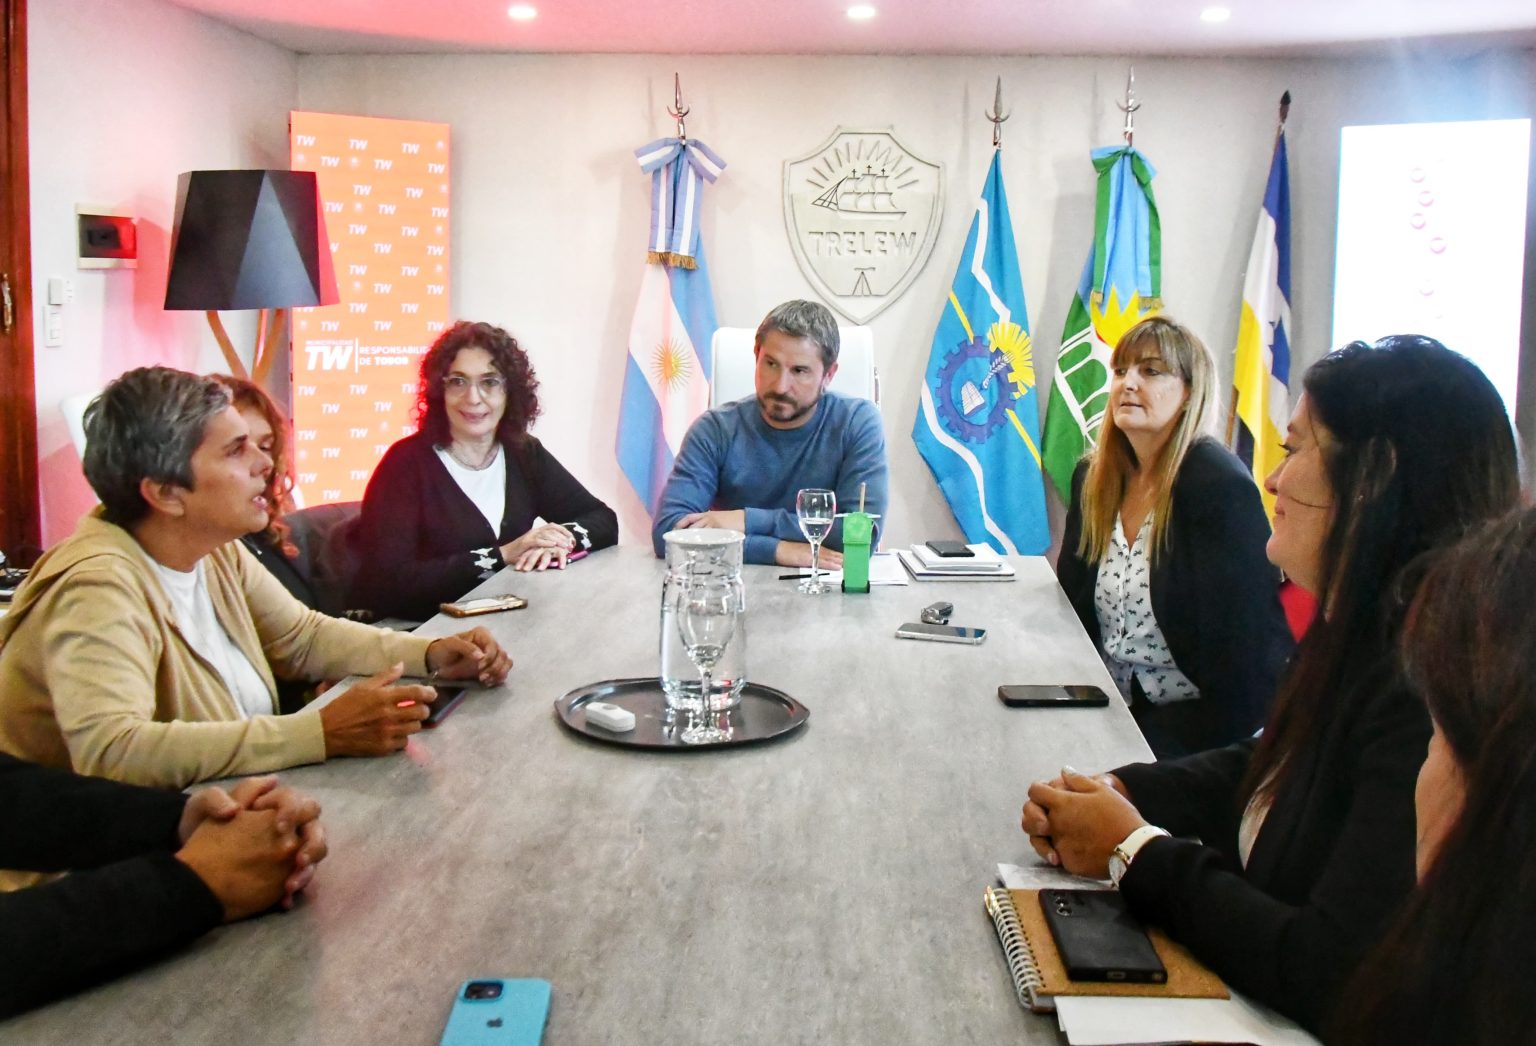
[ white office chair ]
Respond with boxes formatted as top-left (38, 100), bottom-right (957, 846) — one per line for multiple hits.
top-left (709, 326), bottom-right (879, 409)
top-left (60, 391), bottom-right (98, 459)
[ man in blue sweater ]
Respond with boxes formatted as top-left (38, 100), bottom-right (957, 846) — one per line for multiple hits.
top-left (652, 300), bottom-right (889, 566)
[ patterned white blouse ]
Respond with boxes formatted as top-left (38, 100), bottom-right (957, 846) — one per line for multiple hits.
top-left (1093, 517), bottom-right (1200, 707)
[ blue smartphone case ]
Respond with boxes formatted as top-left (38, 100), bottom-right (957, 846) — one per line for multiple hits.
top-left (439, 979), bottom-right (551, 1046)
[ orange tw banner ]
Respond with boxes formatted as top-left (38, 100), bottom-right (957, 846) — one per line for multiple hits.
top-left (289, 111), bottom-right (451, 505)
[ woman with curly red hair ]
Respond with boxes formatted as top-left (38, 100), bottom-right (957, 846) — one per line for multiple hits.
top-left (351, 321), bottom-right (617, 620)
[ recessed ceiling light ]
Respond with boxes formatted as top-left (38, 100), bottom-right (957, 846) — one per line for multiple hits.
top-left (1200, 6), bottom-right (1231, 23)
top-left (507, 4), bottom-right (537, 20)
top-left (847, 5), bottom-right (877, 21)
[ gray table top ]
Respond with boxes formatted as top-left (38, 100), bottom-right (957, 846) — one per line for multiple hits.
top-left (9, 546), bottom-right (1151, 1045)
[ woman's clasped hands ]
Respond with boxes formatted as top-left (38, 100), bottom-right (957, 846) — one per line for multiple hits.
top-left (1022, 768), bottom-right (1147, 878)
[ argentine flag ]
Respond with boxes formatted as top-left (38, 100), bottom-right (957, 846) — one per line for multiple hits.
top-left (912, 152), bottom-right (1049, 555)
top-left (1229, 123), bottom-right (1291, 517)
top-left (616, 136), bottom-right (724, 513)
top-left (617, 255), bottom-right (717, 512)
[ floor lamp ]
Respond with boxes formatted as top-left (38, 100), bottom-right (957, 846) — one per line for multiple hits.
top-left (164, 169), bottom-right (338, 386)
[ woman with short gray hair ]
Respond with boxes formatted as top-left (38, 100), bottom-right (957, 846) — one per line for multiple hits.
top-left (0, 366), bottom-right (513, 792)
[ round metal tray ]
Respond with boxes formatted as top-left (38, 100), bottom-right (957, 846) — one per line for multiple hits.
top-left (554, 677), bottom-right (809, 751)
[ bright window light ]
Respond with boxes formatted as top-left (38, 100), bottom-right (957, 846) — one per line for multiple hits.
top-left (1200, 7), bottom-right (1231, 22)
top-left (507, 4), bottom-right (538, 21)
top-left (847, 5), bottom-right (877, 21)
top-left (1334, 118), bottom-right (1532, 420)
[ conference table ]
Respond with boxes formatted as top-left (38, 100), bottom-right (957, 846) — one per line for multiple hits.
top-left (10, 546), bottom-right (1153, 1044)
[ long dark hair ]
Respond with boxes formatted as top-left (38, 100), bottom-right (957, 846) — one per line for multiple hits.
top-left (217, 374), bottom-right (297, 558)
top-left (415, 320), bottom-right (541, 448)
top-left (1243, 336), bottom-right (1519, 803)
top-left (1334, 507), bottom-right (1536, 1044)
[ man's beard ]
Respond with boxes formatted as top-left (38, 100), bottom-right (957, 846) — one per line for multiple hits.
top-left (759, 389), bottom-right (821, 426)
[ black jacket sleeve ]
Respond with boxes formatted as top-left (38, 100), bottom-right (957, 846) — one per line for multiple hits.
top-left (351, 436), bottom-right (499, 619)
top-left (1054, 460), bottom-right (1097, 638)
top-left (1114, 671), bottom-right (1428, 1035)
top-left (521, 439), bottom-right (618, 554)
top-left (0, 755), bottom-right (222, 1016)
top-left (1112, 739), bottom-right (1256, 854)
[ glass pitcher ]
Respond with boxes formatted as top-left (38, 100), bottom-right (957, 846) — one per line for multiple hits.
top-left (660, 528), bottom-right (747, 712)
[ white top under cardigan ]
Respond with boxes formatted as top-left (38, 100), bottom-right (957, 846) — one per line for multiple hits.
top-left (147, 556), bottom-right (272, 719)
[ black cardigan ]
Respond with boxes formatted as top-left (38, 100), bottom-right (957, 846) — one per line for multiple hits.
top-left (1056, 437), bottom-right (1293, 752)
top-left (351, 431), bottom-right (619, 620)
top-left (1112, 656), bottom-right (1429, 1036)
top-left (0, 754), bottom-right (223, 1016)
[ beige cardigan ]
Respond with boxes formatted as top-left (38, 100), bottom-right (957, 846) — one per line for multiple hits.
top-left (0, 511), bottom-right (432, 788)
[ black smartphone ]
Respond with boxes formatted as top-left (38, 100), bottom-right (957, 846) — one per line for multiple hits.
top-left (924, 539), bottom-right (974, 558)
top-left (997, 684), bottom-right (1112, 708)
top-left (1039, 889), bottom-right (1166, 983)
top-left (398, 679), bottom-right (476, 728)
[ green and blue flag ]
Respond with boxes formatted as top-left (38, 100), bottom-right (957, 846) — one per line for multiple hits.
top-left (1041, 146), bottom-right (1163, 498)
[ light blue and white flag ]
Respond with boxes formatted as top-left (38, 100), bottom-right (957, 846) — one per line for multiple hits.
top-left (912, 152), bottom-right (1049, 554)
top-left (633, 136), bottom-right (725, 268)
top-left (617, 137), bottom-right (725, 512)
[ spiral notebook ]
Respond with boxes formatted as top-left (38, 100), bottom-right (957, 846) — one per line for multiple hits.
top-left (983, 886), bottom-right (1228, 1014)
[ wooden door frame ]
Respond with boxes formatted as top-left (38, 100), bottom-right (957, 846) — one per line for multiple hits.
top-left (1, 0), bottom-right (39, 561)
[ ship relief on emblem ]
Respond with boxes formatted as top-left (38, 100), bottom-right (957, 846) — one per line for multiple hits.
top-left (783, 128), bottom-right (943, 324)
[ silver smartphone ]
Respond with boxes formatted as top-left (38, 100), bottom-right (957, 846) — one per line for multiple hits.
top-left (894, 621), bottom-right (987, 644)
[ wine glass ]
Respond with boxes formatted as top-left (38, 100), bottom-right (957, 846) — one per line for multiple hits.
top-left (677, 578), bottom-right (738, 744)
top-left (796, 488), bottom-right (836, 595)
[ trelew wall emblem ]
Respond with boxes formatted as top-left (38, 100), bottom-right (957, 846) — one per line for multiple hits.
top-left (783, 128), bottom-right (944, 324)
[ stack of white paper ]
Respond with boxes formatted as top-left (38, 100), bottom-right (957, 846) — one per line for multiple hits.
top-left (898, 544), bottom-right (1017, 581)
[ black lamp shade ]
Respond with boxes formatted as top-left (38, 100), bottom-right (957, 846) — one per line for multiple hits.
top-left (164, 170), bottom-right (339, 311)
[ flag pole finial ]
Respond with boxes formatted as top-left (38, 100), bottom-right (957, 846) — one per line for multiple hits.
top-left (1117, 65), bottom-right (1141, 147)
top-left (1278, 90), bottom-right (1291, 131)
top-left (668, 72), bottom-right (690, 142)
top-left (986, 76), bottom-right (1010, 150)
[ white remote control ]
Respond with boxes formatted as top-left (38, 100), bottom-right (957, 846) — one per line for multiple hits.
top-left (585, 702), bottom-right (635, 732)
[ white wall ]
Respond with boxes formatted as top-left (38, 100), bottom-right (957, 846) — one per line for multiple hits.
top-left (26, 22), bottom-right (1532, 549)
top-left (296, 47), bottom-right (1535, 553)
top-left (28, 0), bottom-right (297, 543)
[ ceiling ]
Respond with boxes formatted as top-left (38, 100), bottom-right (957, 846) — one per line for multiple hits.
top-left (168, 0), bottom-right (1536, 57)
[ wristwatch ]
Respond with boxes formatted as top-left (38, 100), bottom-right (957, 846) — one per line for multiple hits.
top-left (1108, 825), bottom-right (1171, 888)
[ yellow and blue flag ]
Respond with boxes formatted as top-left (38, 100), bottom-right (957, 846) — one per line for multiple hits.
top-left (912, 152), bottom-right (1048, 554)
top-left (1229, 119), bottom-right (1291, 516)
top-left (1041, 146), bottom-right (1163, 497)
top-left (617, 137), bottom-right (725, 513)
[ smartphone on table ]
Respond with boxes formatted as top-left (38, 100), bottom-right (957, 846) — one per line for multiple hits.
top-left (440, 978), bottom-right (551, 1046)
top-left (440, 595), bottom-right (528, 618)
top-left (1039, 889), bottom-right (1166, 984)
top-left (924, 539), bottom-right (974, 558)
top-left (397, 679), bottom-right (479, 728)
top-left (997, 684), bottom-right (1111, 707)
top-left (894, 622), bottom-right (987, 644)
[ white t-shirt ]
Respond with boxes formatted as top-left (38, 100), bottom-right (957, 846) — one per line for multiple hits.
top-left (435, 444), bottom-right (506, 533)
top-left (147, 556), bottom-right (273, 719)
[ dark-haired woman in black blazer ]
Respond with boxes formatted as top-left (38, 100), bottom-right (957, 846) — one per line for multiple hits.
top-left (1024, 335), bottom-right (1521, 1036)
